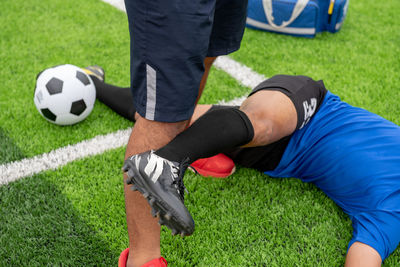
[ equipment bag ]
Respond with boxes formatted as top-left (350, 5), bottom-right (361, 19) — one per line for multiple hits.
top-left (246, 0), bottom-right (349, 37)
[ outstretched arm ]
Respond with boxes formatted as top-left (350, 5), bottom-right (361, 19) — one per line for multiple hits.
top-left (345, 242), bottom-right (381, 267)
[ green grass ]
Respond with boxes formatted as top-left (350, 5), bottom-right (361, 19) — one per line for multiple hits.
top-left (1, 0), bottom-right (400, 266)
top-left (0, 0), bottom-right (133, 157)
top-left (0, 148), bottom-right (352, 266)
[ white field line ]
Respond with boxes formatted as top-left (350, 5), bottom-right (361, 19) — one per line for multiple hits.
top-left (102, 0), bottom-right (126, 12)
top-left (0, 129), bottom-right (131, 185)
top-left (0, 0), bottom-right (267, 185)
top-left (0, 95), bottom-right (249, 185)
top-left (214, 56), bottom-right (265, 89)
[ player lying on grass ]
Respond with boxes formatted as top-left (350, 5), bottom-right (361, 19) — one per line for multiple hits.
top-left (85, 67), bottom-right (400, 266)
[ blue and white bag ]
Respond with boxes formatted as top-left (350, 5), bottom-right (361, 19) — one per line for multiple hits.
top-left (246, 0), bottom-right (349, 37)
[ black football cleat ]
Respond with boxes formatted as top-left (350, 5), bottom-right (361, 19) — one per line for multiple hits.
top-left (122, 150), bottom-right (194, 236)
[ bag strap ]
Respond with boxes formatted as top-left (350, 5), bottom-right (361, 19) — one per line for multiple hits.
top-left (262, 0), bottom-right (310, 29)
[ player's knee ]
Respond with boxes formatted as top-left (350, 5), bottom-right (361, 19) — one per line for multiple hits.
top-left (239, 103), bottom-right (275, 146)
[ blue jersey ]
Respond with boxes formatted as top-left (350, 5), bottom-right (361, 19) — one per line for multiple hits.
top-left (265, 91), bottom-right (400, 260)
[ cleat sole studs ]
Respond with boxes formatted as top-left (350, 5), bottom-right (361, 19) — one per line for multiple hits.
top-left (171, 229), bottom-right (178, 236)
top-left (149, 198), bottom-right (155, 205)
top-left (164, 213), bottom-right (172, 220)
top-left (127, 170), bottom-right (135, 179)
top-left (180, 232), bottom-right (185, 237)
top-left (151, 208), bottom-right (157, 217)
top-left (143, 192), bottom-right (149, 198)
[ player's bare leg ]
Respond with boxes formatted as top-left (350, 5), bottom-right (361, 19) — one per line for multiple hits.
top-left (189, 104), bottom-right (212, 125)
top-left (240, 90), bottom-right (298, 147)
top-left (124, 118), bottom-right (187, 267)
top-left (345, 242), bottom-right (381, 267)
top-left (124, 57), bottom-right (215, 267)
top-left (150, 90), bottom-right (299, 183)
top-left (177, 89), bottom-right (298, 144)
top-left (195, 57), bottom-right (216, 104)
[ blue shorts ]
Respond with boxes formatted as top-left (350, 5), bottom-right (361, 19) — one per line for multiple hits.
top-left (265, 92), bottom-right (400, 261)
top-left (125, 0), bottom-right (248, 122)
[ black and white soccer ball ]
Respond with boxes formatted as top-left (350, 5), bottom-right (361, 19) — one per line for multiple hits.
top-left (34, 64), bottom-right (96, 125)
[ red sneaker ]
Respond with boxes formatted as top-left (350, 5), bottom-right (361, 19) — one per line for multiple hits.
top-left (141, 257), bottom-right (168, 267)
top-left (189, 153), bottom-right (235, 178)
top-left (118, 248), bottom-right (129, 267)
top-left (118, 248), bottom-right (167, 267)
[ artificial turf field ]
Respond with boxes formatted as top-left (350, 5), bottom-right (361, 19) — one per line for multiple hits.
top-left (0, 0), bottom-right (399, 265)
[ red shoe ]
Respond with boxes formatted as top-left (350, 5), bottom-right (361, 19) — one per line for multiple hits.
top-left (118, 248), bottom-right (167, 267)
top-left (118, 248), bottom-right (129, 267)
top-left (189, 153), bottom-right (235, 178)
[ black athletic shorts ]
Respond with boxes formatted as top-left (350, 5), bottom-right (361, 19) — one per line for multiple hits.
top-left (125, 0), bottom-right (248, 122)
top-left (225, 75), bottom-right (328, 172)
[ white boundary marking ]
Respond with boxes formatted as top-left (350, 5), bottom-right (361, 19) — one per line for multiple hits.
top-left (214, 56), bottom-right (266, 89)
top-left (0, 129), bottom-right (131, 185)
top-left (0, 0), bottom-right (267, 185)
top-left (102, 0), bottom-right (125, 12)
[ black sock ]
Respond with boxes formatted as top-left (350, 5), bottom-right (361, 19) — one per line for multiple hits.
top-left (91, 76), bottom-right (136, 122)
top-left (155, 108), bottom-right (254, 163)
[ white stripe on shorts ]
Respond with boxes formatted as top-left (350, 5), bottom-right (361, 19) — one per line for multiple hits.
top-left (146, 64), bottom-right (157, 120)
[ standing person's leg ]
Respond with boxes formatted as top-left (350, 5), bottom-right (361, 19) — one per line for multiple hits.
top-left (123, 57), bottom-right (215, 267)
top-left (123, 54), bottom-right (219, 266)
top-left (124, 119), bottom-right (186, 267)
top-left (123, 0), bottom-right (216, 262)
top-left (196, 57), bottom-right (217, 104)
top-left (122, 0), bottom-right (247, 265)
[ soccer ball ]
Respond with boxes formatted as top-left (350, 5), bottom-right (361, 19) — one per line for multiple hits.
top-left (34, 64), bottom-right (96, 125)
